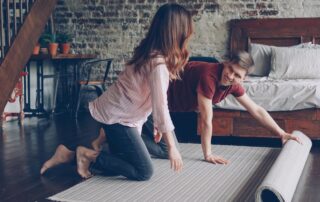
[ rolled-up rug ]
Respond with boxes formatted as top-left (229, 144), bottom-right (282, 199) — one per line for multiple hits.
top-left (255, 131), bottom-right (312, 202)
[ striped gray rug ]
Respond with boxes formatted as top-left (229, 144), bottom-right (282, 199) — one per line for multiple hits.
top-left (49, 144), bottom-right (280, 202)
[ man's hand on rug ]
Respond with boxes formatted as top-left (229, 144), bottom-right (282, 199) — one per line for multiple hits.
top-left (281, 132), bottom-right (302, 145)
top-left (205, 154), bottom-right (229, 165)
top-left (168, 146), bottom-right (183, 172)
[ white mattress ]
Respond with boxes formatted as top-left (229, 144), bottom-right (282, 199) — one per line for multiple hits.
top-left (214, 76), bottom-right (320, 111)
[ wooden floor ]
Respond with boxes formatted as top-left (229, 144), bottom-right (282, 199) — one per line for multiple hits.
top-left (0, 113), bottom-right (319, 202)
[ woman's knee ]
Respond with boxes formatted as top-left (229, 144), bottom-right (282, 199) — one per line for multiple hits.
top-left (136, 163), bottom-right (154, 181)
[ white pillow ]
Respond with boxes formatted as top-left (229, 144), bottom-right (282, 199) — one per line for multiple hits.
top-left (249, 42), bottom-right (312, 77)
top-left (269, 46), bottom-right (320, 79)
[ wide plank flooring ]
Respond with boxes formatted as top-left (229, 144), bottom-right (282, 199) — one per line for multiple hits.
top-left (0, 113), bottom-right (319, 202)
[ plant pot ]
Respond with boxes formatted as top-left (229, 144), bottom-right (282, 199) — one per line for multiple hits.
top-left (48, 43), bottom-right (59, 57)
top-left (60, 43), bottom-right (71, 54)
top-left (40, 47), bottom-right (48, 54)
top-left (33, 43), bottom-right (40, 55)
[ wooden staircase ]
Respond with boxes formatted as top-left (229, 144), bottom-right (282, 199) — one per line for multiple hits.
top-left (0, 0), bottom-right (57, 115)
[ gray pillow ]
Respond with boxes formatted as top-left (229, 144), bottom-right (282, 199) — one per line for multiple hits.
top-left (269, 46), bottom-right (320, 79)
top-left (249, 42), bottom-right (312, 77)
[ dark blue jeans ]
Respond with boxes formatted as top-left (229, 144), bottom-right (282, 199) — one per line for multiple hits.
top-left (93, 123), bottom-right (154, 181)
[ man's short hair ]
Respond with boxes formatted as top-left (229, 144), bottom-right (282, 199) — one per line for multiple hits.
top-left (229, 51), bottom-right (255, 75)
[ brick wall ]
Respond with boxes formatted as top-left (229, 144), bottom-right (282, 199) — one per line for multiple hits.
top-left (53, 0), bottom-right (320, 82)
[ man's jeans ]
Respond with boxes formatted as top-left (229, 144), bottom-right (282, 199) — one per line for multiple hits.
top-left (141, 116), bottom-right (180, 159)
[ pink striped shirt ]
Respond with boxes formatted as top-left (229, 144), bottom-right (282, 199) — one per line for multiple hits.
top-left (89, 56), bottom-right (174, 134)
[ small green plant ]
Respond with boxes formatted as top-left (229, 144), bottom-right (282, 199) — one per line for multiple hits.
top-left (56, 33), bottom-right (72, 44)
top-left (39, 32), bottom-right (57, 47)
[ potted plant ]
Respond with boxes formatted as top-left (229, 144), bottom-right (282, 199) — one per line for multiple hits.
top-left (57, 33), bottom-right (72, 54)
top-left (32, 41), bottom-right (40, 55)
top-left (39, 32), bottom-right (58, 56)
top-left (47, 33), bottom-right (58, 57)
top-left (39, 33), bottom-right (50, 54)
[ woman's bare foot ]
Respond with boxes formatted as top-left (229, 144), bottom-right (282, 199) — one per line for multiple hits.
top-left (76, 146), bottom-right (99, 179)
top-left (91, 128), bottom-right (106, 151)
top-left (40, 144), bottom-right (75, 175)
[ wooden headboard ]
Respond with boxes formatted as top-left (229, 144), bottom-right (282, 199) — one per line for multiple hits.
top-left (229, 18), bottom-right (320, 53)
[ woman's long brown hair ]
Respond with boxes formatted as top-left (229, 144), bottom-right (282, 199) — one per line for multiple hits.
top-left (127, 3), bottom-right (193, 79)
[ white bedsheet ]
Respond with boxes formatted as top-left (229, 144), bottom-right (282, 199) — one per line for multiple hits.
top-left (214, 76), bottom-right (320, 111)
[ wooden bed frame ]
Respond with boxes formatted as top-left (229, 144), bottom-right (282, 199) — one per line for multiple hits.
top-left (202, 18), bottom-right (320, 139)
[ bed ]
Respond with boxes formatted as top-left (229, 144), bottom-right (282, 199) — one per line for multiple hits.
top-left (202, 18), bottom-right (320, 139)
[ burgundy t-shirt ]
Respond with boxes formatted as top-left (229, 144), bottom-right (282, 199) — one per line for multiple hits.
top-left (167, 61), bottom-right (245, 112)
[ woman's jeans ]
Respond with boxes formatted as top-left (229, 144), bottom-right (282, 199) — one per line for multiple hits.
top-left (93, 123), bottom-right (154, 181)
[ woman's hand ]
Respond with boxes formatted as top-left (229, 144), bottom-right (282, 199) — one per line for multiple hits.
top-left (168, 146), bottom-right (183, 172)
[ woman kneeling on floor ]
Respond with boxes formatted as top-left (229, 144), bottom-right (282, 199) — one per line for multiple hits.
top-left (40, 3), bottom-right (193, 181)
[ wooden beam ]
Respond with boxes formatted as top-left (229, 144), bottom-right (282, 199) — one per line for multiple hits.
top-left (0, 0), bottom-right (57, 114)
